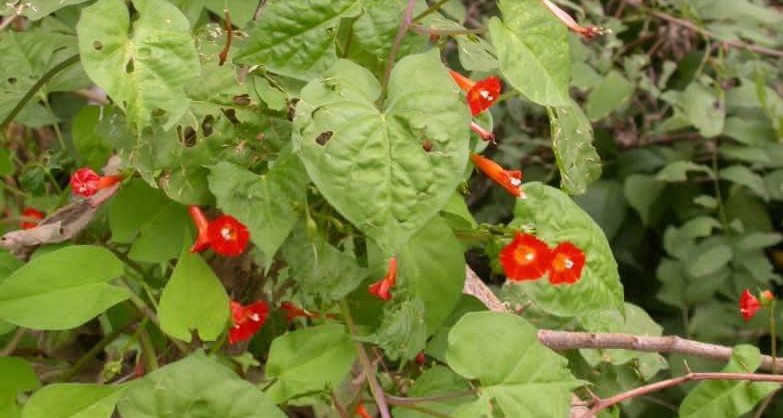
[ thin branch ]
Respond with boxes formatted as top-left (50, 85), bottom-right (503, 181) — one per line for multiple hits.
top-left (0, 54), bottom-right (80, 132)
top-left (462, 266), bottom-right (783, 372)
top-left (625, 1), bottom-right (783, 59)
top-left (412, 0), bottom-right (456, 23)
top-left (340, 300), bottom-right (393, 418)
top-left (0, 14), bottom-right (19, 32)
top-left (252, 0), bottom-right (268, 21)
top-left (385, 389), bottom-right (476, 405)
top-left (0, 327), bottom-right (26, 357)
top-left (379, 0), bottom-right (417, 104)
top-left (410, 24), bottom-right (486, 36)
top-left (218, 9), bottom-right (233, 66)
top-left (579, 372), bottom-right (783, 418)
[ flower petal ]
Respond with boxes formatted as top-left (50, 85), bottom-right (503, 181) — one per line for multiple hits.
top-left (499, 233), bottom-right (552, 281)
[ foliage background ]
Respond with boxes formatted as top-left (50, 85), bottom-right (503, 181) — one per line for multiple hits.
top-left (0, 0), bottom-right (783, 417)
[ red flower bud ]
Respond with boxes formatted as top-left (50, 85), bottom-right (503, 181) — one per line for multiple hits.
top-left (229, 300), bottom-right (269, 344)
top-left (355, 404), bottom-right (372, 418)
top-left (280, 301), bottom-right (318, 321)
top-left (540, 0), bottom-right (606, 40)
top-left (547, 242), bottom-right (586, 285)
top-left (470, 121), bottom-right (495, 142)
top-left (369, 256), bottom-right (398, 301)
top-left (207, 215), bottom-right (250, 257)
top-left (188, 206), bottom-right (211, 253)
top-left (739, 289), bottom-right (761, 322)
top-left (20, 208), bottom-right (45, 230)
top-left (500, 233), bottom-right (552, 281)
top-left (470, 153), bottom-right (524, 198)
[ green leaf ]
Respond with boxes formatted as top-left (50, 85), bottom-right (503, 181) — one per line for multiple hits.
top-left (118, 352), bottom-right (286, 418)
top-left (735, 232), bottom-right (783, 251)
top-left (571, 180), bottom-right (626, 240)
top-left (292, 51), bottom-right (470, 252)
top-left (208, 154), bottom-right (308, 259)
top-left (586, 71), bottom-right (635, 120)
top-left (624, 174), bottom-right (664, 225)
top-left (158, 247), bottom-right (229, 342)
top-left (720, 165), bottom-right (769, 201)
top-left (548, 102), bottom-right (602, 194)
top-left (656, 161), bottom-right (713, 182)
top-left (446, 312), bottom-right (580, 418)
top-left (235, 0), bottom-right (362, 80)
top-left (488, 0), bottom-right (570, 106)
top-left (679, 345), bottom-right (779, 418)
top-left (0, 0), bottom-right (91, 21)
top-left (373, 299), bottom-right (429, 361)
top-left (687, 244), bottom-right (733, 277)
top-left (109, 180), bottom-right (189, 264)
top-left (264, 324), bottom-right (356, 402)
top-left (400, 217), bottom-right (465, 331)
top-left (663, 82), bottom-right (725, 138)
top-left (0, 246), bottom-right (127, 330)
top-left (22, 384), bottom-right (125, 418)
top-left (77, 0), bottom-right (199, 129)
top-left (510, 183), bottom-right (624, 316)
top-left (71, 106), bottom-right (113, 170)
top-left (0, 357), bottom-right (40, 398)
top-left (281, 225), bottom-right (367, 302)
top-left (394, 366), bottom-right (473, 418)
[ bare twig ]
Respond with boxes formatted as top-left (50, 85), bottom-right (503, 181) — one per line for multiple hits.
top-left (218, 9), bottom-right (233, 65)
top-left (0, 14), bottom-right (19, 32)
top-left (579, 372), bottom-right (783, 418)
top-left (462, 266), bottom-right (783, 372)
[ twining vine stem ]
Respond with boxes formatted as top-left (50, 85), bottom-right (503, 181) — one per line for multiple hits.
top-left (379, 0), bottom-right (417, 104)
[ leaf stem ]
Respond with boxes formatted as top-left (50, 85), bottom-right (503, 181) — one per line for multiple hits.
top-left (59, 321), bottom-right (134, 382)
top-left (412, 0), bottom-right (455, 23)
top-left (0, 54), bottom-right (80, 132)
top-left (339, 299), bottom-right (392, 418)
top-left (0, 327), bottom-right (26, 357)
top-left (379, 0), bottom-right (417, 106)
top-left (771, 299), bottom-right (777, 374)
top-left (137, 320), bottom-right (159, 371)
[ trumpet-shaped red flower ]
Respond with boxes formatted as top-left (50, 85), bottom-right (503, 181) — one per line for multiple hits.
top-left (207, 215), bottom-right (250, 257)
top-left (740, 289), bottom-right (762, 321)
top-left (369, 256), bottom-right (398, 301)
top-left (540, 0), bottom-right (604, 39)
top-left (500, 233), bottom-right (552, 281)
top-left (355, 404), bottom-right (372, 418)
top-left (188, 206), bottom-right (211, 253)
top-left (70, 168), bottom-right (123, 198)
top-left (449, 70), bottom-right (502, 115)
top-left (280, 301), bottom-right (318, 321)
top-left (470, 153), bottom-right (524, 198)
top-left (20, 208), bottom-right (45, 229)
top-left (229, 301), bottom-right (269, 344)
top-left (70, 168), bottom-right (101, 197)
top-left (548, 242), bottom-right (586, 285)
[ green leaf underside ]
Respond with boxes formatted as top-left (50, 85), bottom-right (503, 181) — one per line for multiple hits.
top-left (511, 183), bottom-right (624, 317)
top-left (235, 0), bottom-right (362, 80)
top-left (118, 352), bottom-right (286, 418)
top-left (77, 0), bottom-right (199, 129)
top-left (679, 345), bottom-right (779, 418)
top-left (157, 247), bottom-right (229, 342)
top-left (293, 50), bottom-right (471, 252)
top-left (22, 384), bottom-right (125, 418)
top-left (548, 102), bottom-right (602, 195)
top-left (489, 0), bottom-right (571, 106)
top-left (446, 312), bottom-right (580, 418)
top-left (208, 153), bottom-right (308, 260)
top-left (0, 246), bottom-right (127, 330)
top-left (264, 323), bottom-right (357, 402)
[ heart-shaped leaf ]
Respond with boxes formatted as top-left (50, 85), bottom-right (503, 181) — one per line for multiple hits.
top-left (293, 50), bottom-right (471, 252)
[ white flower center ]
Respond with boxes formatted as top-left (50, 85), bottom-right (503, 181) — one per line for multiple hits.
top-left (510, 178), bottom-right (521, 187)
top-left (525, 252), bottom-right (535, 261)
top-left (249, 313), bottom-right (260, 322)
top-left (221, 227), bottom-right (232, 240)
top-left (564, 259), bottom-right (574, 269)
top-left (479, 90), bottom-right (494, 101)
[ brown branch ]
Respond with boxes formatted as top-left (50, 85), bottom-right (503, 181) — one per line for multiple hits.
top-left (218, 9), bottom-right (233, 66)
top-left (623, 1), bottom-right (783, 59)
top-left (579, 372), bottom-right (783, 418)
top-left (462, 266), bottom-right (783, 372)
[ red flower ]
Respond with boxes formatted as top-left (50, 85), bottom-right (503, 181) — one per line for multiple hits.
top-left (70, 168), bottom-right (101, 197)
top-left (548, 242), bottom-right (586, 285)
top-left (415, 352), bottom-right (426, 365)
top-left (70, 168), bottom-right (123, 198)
top-left (369, 256), bottom-right (398, 301)
top-left (540, 0), bottom-right (604, 39)
top-left (281, 301), bottom-right (318, 321)
top-left (740, 289), bottom-right (762, 321)
top-left (448, 70), bottom-right (502, 115)
top-left (20, 208), bottom-right (45, 229)
top-left (188, 206), bottom-right (211, 253)
top-left (500, 233), bottom-right (552, 281)
top-left (207, 215), bottom-right (250, 257)
top-left (470, 153), bottom-right (524, 198)
top-left (229, 301), bottom-right (269, 344)
top-left (355, 404), bottom-right (371, 418)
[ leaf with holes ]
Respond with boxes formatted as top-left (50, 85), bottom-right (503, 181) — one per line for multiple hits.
top-left (77, 0), bottom-right (199, 130)
top-left (292, 50), bottom-right (470, 252)
top-left (548, 101), bottom-right (602, 194)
